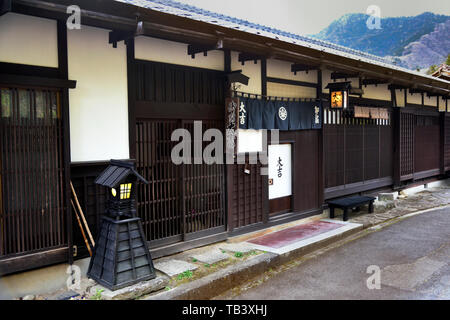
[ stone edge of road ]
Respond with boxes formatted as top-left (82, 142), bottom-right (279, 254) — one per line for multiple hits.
top-left (144, 204), bottom-right (450, 300)
top-left (144, 225), bottom-right (364, 300)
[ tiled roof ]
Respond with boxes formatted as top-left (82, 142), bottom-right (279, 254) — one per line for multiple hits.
top-left (116, 0), bottom-right (450, 86)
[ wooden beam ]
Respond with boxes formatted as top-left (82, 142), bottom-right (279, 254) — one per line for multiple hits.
top-left (109, 30), bottom-right (134, 48)
top-left (226, 70), bottom-right (249, 86)
top-left (187, 43), bottom-right (218, 58)
top-left (361, 78), bottom-right (389, 86)
top-left (238, 52), bottom-right (263, 65)
top-left (409, 88), bottom-right (427, 94)
top-left (0, 248), bottom-right (68, 276)
top-left (0, 73), bottom-right (76, 88)
top-left (261, 58), bottom-right (267, 97)
top-left (291, 63), bottom-right (319, 75)
top-left (331, 71), bottom-right (359, 80)
top-left (266, 76), bottom-right (317, 88)
top-left (388, 84), bottom-right (408, 91)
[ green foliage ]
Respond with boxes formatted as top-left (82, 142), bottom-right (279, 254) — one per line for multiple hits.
top-left (204, 264), bottom-right (210, 268)
top-left (446, 54), bottom-right (450, 65)
top-left (427, 64), bottom-right (438, 74)
top-left (90, 288), bottom-right (104, 300)
top-left (234, 252), bottom-right (243, 258)
top-left (191, 258), bottom-right (198, 262)
top-left (177, 270), bottom-right (193, 280)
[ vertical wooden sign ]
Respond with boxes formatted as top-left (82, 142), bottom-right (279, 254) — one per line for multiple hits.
top-left (225, 97), bottom-right (239, 158)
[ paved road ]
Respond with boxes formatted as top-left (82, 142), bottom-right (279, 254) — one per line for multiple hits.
top-left (229, 208), bottom-right (450, 300)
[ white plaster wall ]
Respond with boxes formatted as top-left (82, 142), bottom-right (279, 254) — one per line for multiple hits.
top-left (135, 36), bottom-right (224, 71)
top-left (0, 13), bottom-right (58, 67)
top-left (407, 93), bottom-right (422, 105)
top-left (267, 58), bottom-right (317, 83)
top-left (68, 26), bottom-right (129, 162)
top-left (231, 51), bottom-right (261, 95)
top-left (267, 82), bottom-right (316, 99)
top-left (362, 84), bottom-right (391, 101)
top-left (424, 95), bottom-right (437, 107)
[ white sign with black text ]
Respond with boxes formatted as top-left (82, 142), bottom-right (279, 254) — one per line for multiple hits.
top-left (268, 144), bottom-right (292, 200)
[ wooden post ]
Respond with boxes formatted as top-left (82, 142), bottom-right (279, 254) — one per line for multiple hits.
top-left (392, 90), bottom-right (401, 188)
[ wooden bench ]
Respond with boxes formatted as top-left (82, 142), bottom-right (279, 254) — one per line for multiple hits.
top-left (327, 196), bottom-right (376, 221)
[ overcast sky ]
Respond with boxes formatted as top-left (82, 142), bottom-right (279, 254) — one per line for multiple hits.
top-left (176, 0), bottom-right (450, 35)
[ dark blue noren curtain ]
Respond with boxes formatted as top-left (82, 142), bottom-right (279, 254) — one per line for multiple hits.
top-left (247, 98), bottom-right (264, 129)
top-left (289, 101), bottom-right (322, 130)
top-left (274, 100), bottom-right (290, 131)
top-left (241, 97), bottom-right (321, 130)
top-left (262, 100), bottom-right (276, 130)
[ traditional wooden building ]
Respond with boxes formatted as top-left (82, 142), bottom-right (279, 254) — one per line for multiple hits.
top-left (0, 0), bottom-right (449, 279)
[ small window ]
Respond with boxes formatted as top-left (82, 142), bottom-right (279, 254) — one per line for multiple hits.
top-left (1, 89), bottom-right (12, 118)
top-left (18, 89), bottom-right (30, 118)
top-left (35, 91), bottom-right (45, 119)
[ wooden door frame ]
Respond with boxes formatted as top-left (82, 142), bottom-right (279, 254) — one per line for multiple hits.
top-left (267, 140), bottom-right (295, 218)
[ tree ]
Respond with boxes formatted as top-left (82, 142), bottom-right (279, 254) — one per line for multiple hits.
top-left (446, 54), bottom-right (450, 65)
top-left (427, 64), bottom-right (438, 75)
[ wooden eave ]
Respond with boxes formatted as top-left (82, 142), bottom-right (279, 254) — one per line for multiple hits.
top-left (10, 0), bottom-right (450, 96)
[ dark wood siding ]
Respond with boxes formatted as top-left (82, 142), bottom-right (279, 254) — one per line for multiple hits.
top-left (230, 161), bottom-right (265, 229)
top-left (324, 109), bottom-right (393, 198)
top-left (134, 60), bottom-right (224, 105)
top-left (400, 112), bottom-right (414, 179)
top-left (230, 129), bottom-right (321, 230)
top-left (444, 115), bottom-right (450, 170)
top-left (414, 115), bottom-right (440, 173)
top-left (0, 88), bottom-right (66, 260)
top-left (133, 60), bottom-right (226, 248)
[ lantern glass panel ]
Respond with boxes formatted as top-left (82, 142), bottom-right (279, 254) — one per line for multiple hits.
top-left (331, 91), bottom-right (343, 108)
top-left (120, 183), bottom-right (132, 200)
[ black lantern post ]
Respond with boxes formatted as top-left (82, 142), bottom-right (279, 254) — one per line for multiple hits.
top-left (87, 160), bottom-right (156, 291)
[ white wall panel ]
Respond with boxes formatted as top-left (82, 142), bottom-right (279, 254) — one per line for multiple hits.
top-left (0, 13), bottom-right (58, 67)
top-left (68, 26), bottom-right (129, 162)
top-left (135, 36), bottom-right (224, 71)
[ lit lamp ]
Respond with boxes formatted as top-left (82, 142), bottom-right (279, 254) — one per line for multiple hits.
top-left (87, 160), bottom-right (156, 291)
top-left (325, 81), bottom-right (352, 109)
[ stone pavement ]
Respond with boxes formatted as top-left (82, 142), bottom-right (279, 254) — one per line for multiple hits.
top-left (30, 181), bottom-right (450, 300)
top-left (341, 184), bottom-right (450, 227)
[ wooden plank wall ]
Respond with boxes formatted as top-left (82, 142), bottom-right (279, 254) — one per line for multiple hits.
top-left (324, 112), bottom-right (393, 192)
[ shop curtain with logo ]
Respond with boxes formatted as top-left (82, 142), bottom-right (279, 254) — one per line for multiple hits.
top-left (238, 97), bottom-right (321, 131)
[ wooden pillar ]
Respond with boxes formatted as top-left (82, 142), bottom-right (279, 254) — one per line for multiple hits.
top-left (260, 58), bottom-right (269, 223)
top-left (317, 69), bottom-right (324, 207)
top-left (392, 90), bottom-right (401, 188)
top-left (57, 20), bottom-right (73, 264)
top-left (126, 38), bottom-right (136, 161)
top-left (223, 49), bottom-right (234, 232)
top-left (440, 112), bottom-right (445, 175)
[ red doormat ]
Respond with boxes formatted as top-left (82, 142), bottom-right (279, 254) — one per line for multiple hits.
top-left (248, 221), bottom-right (343, 249)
